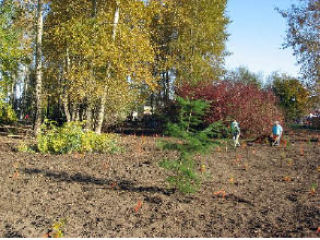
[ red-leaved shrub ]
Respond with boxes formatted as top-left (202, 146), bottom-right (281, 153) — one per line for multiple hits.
top-left (176, 81), bottom-right (284, 136)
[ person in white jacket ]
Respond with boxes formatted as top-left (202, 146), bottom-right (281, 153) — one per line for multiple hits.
top-left (231, 119), bottom-right (240, 147)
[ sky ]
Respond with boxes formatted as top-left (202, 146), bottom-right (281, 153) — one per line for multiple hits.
top-left (225, 0), bottom-right (301, 79)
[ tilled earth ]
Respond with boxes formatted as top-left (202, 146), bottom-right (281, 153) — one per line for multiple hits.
top-left (0, 131), bottom-right (319, 237)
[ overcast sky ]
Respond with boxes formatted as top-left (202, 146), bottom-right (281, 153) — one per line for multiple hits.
top-left (225, 0), bottom-right (301, 78)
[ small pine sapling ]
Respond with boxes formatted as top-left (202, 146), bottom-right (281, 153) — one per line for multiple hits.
top-left (159, 97), bottom-right (219, 194)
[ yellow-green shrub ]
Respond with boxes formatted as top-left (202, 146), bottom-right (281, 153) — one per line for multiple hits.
top-left (81, 131), bottom-right (119, 153)
top-left (37, 120), bottom-right (119, 154)
top-left (0, 100), bottom-right (17, 124)
top-left (17, 142), bottom-right (36, 153)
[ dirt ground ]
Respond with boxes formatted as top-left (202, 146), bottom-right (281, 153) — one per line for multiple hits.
top-left (0, 129), bottom-right (319, 237)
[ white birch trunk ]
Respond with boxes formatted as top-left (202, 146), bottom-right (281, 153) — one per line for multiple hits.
top-left (34, 0), bottom-right (44, 135)
top-left (61, 94), bottom-right (71, 122)
top-left (95, 1), bottom-right (120, 134)
top-left (85, 103), bottom-right (93, 131)
top-left (62, 49), bottom-right (71, 122)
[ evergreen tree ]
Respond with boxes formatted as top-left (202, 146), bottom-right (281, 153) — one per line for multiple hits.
top-left (159, 97), bottom-right (218, 194)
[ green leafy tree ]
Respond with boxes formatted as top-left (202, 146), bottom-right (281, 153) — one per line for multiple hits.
top-left (44, 0), bottom-right (156, 132)
top-left (0, 92), bottom-right (17, 123)
top-left (278, 0), bottom-right (320, 90)
top-left (0, 0), bottom-right (28, 123)
top-left (159, 97), bottom-right (218, 194)
top-left (225, 66), bottom-right (263, 88)
top-left (0, 0), bottom-right (231, 137)
top-left (271, 73), bottom-right (310, 121)
top-left (148, 0), bottom-right (229, 108)
top-left (0, 0), bottom-right (25, 99)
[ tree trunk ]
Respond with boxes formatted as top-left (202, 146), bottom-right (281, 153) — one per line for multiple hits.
top-left (84, 0), bottom-right (98, 131)
top-left (164, 71), bottom-right (169, 107)
top-left (95, 2), bottom-right (120, 134)
top-left (21, 65), bottom-right (29, 119)
top-left (61, 94), bottom-right (71, 122)
top-left (10, 76), bottom-right (16, 108)
top-left (34, 0), bottom-right (44, 135)
top-left (46, 95), bottom-right (50, 119)
top-left (62, 49), bottom-right (71, 122)
top-left (85, 103), bottom-right (93, 131)
top-left (72, 104), bottom-right (80, 121)
top-left (91, 0), bottom-right (97, 17)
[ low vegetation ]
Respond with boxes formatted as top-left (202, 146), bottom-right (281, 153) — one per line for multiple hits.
top-left (20, 120), bottom-right (120, 154)
top-left (0, 98), bottom-right (17, 124)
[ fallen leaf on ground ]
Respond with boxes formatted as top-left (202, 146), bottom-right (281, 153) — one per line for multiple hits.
top-left (214, 190), bottom-right (226, 199)
top-left (134, 200), bottom-right (143, 213)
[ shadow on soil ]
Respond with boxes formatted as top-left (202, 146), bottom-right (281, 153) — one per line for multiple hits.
top-left (22, 168), bottom-right (175, 196)
top-left (3, 225), bottom-right (23, 238)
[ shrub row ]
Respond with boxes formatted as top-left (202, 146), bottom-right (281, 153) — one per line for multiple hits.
top-left (177, 81), bottom-right (284, 136)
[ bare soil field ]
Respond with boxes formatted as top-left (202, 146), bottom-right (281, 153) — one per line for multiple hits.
top-left (0, 130), bottom-right (319, 237)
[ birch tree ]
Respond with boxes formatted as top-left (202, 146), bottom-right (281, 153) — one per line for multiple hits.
top-left (148, 0), bottom-right (229, 107)
top-left (34, 0), bottom-right (44, 134)
top-left (44, 0), bottom-right (156, 132)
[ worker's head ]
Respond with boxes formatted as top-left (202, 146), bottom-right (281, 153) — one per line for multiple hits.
top-left (274, 121), bottom-right (279, 125)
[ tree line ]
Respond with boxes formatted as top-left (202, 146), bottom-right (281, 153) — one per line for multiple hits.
top-left (0, 0), bottom-right (318, 134)
top-left (0, 0), bottom-right (229, 134)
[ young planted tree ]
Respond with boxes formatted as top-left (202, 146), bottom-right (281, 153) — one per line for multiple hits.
top-left (159, 97), bottom-right (217, 194)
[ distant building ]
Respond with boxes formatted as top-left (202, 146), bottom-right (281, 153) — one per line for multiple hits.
top-left (132, 111), bottom-right (139, 121)
top-left (143, 106), bottom-right (152, 115)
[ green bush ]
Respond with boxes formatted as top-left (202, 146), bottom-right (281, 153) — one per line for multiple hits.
top-left (37, 120), bottom-right (119, 154)
top-left (0, 100), bottom-right (17, 124)
top-left (80, 130), bottom-right (119, 154)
